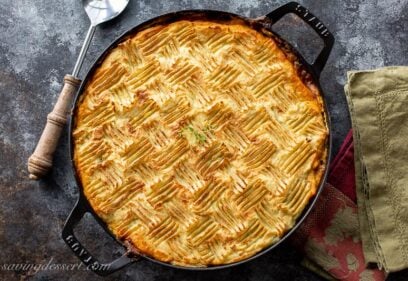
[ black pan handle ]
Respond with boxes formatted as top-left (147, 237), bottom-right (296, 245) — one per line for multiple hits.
top-left (62, 197), bottom-right (139, 276)
top-left (265, 2), bottom-right (334, 77)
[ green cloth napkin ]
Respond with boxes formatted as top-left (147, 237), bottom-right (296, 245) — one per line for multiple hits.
top-left (345, 66), bottom-right (408, 272)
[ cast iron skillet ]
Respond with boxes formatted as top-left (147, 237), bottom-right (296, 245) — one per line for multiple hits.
top-left (62, 2), bottom-right (334, 276)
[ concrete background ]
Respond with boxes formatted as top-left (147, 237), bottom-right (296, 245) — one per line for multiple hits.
top-left (1, 0), bottom-right (408, 280)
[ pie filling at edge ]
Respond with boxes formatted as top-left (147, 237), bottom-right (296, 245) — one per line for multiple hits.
top-left (73, 20), bottom-right (328, 266)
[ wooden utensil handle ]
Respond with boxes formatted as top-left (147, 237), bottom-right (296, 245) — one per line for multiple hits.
top-left (28, 74), bottom-right (81, 180)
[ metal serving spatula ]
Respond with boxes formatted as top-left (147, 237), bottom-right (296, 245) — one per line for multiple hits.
top-left (28, 0), bottom-right (129, 180)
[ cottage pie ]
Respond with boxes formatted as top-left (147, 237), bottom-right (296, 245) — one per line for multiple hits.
top-left (73, 20), bottom-right (328, 266)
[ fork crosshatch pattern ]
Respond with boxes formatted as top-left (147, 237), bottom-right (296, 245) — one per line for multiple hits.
top-left (72, 20), bottom-right (328, 266)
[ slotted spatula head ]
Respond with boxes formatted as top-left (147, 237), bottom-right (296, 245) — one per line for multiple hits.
top-left (84, 0), bottom-right (129, 26)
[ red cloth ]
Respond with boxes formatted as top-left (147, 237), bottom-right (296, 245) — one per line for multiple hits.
top-left (291, 130), bottom-right (385, 281)
top-left (328, 131), bottom-right (356, 202)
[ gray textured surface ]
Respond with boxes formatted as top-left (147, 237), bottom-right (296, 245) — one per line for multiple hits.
top-left (1, 0), bottom-right (408, 280)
